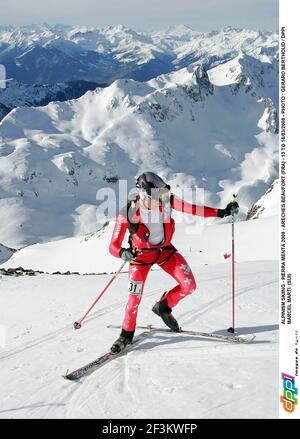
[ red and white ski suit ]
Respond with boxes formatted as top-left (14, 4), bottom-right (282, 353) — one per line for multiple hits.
top-left (109, 194), bottom-right (219, 333)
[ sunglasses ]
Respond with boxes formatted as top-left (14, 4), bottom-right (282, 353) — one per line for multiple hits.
top-left (140, 188), bottom-right (170, 202)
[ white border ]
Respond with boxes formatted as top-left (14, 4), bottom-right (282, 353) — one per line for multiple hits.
top-left (279, 0), bottom-right (300, 419)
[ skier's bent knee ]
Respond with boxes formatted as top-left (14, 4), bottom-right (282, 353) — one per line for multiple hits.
top-left (182, 279), bottom-right (197, 296)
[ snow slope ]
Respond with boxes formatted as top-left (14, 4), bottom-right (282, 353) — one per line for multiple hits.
top-left (0, 215), bottom-right (278, 419)
top-left (0, 62), bottom-right (278, 248)
top-left (0, 24), bottom-right (278, 84)
top-left (1, 216), bottom-right (278, 274)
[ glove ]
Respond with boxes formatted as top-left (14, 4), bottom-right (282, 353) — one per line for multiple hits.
top-left (119, 248), bottom-right (136, 262)
top-left (218, 201), bottom-right (239, 218)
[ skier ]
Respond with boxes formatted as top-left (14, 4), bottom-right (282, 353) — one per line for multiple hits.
top-left (109, 172), bottom-right (239, 353)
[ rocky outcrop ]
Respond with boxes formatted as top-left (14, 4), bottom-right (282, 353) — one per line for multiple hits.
top-left (185, 65), bottom-right (214, 102)
top-left (246, 179), bottom-right (278, 220)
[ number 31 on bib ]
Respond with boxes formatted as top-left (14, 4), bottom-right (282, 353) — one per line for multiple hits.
top-left (128, 280), bottom-right (143, 298)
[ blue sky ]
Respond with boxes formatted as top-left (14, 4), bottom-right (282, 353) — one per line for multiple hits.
top-left (0, 0), bottom-right (279, 32)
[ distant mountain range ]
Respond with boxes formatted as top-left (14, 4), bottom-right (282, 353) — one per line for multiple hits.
top-left (0, 24), bottom-right (278, 126)
top-left (0, 24), bottom-right (278, 84)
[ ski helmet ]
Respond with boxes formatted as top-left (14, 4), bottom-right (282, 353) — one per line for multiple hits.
top-left (136, 172), bottom-right (170, 201)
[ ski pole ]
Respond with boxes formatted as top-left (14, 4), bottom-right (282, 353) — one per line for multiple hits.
top-left (227, 194), bottom-right (237, 334)
top-left (73, 260), bottom-right (127, 329)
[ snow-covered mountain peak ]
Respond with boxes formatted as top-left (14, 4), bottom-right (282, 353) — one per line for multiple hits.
top-left (152, 24), bottom-right (198, 40)
top-left (147, 64), bottom-right (211, 92)
top-left (208, 51), bottom-right (278, 109)
top-left (93, 64), bottom-right (214, 114)
top-left (197, 26), bottom-right (278, 62)
top-left (0, 24), bottom-right (56, 48)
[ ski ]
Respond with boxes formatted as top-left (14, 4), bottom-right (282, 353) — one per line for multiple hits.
top-left (64, 324), bottom-right (255, 381)
top-left (107, 324), bottom-right (256, 344)
top-left (64, 331), bottom-right (150, 381)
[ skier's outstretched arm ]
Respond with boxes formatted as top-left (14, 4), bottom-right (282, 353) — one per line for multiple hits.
top-left (109, 212), bottom-right (129, 258)
top-left (170, 194), bottom-right (239, 218)
top-left (170, 194), bottom-right (220, 217)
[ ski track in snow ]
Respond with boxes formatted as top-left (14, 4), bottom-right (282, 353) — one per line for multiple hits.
top-left (179, 277), bottom-right (277, 327)
top-left (0, 286), bottom-right (162, 362)
top-left (0, 260), bottom-right (278, 418)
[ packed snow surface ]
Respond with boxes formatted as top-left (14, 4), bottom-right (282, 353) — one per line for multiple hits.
top-left (0, 216), bottom-right (278, 418)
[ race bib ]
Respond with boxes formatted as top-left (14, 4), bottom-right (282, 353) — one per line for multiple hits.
top-left (128, 280), bottom-right (143, 298)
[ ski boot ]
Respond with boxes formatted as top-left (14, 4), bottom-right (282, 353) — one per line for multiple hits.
top-left (152, 296), bottom-right (180, 332)
top-left (110, 331), bottom-right (134, 354)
